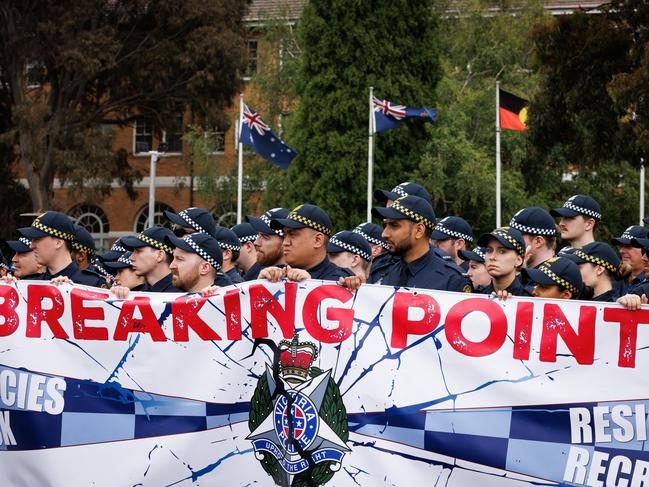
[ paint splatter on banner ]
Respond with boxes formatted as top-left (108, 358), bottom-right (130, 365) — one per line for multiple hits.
top-left (0, 279), bottom-right (648, 486)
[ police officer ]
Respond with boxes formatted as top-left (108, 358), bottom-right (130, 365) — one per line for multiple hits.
top-left (104, 252), bottom-right (147, 291)
top-left (17, 211), bottom-right (106, 287)
top-left (509, 207), bottom-right (557, 268)
top-left (564, 242), bottom-right (620, 302)
top-left (247, 208), bottom-right (290, 274)
top-left (458, 247), bottom-right (490, 292)
top-left (522, 256), bottom-right (584, 300)
top-left (326, 230), bottom-right (372, 278)
top-left (167, 232), bottom-right (225, 292)
top-left (71, 224), bottom-right (113, 286)
top-left (6, 237), bottom-right (44, 279)
top-left (611, 225), bottom-right (648, 294)
top-left (477, 226), bottom-right (531, 296)
top-left (550, 194), bottom-right (601, 249)
top-left (369, 195), bottom-right (470, 291)
top-left (165, 207), bottom-right (217, 237)
top-left (264, 204), bottom-right (353, 281)
top-left (98, 238), bottom-right (127, 263)
top-left (430, 216), bottom-right (474, 269)
top-left (231, 222), bottom-right (260, 280)
top-left (0, 251), bottom-right (9, 277)
top-left (353, 222), bottom-right (390, 260)
top-left (213, 226), bottom-right (244, 284)
top-left (121, 226), bottom-right (181, 292)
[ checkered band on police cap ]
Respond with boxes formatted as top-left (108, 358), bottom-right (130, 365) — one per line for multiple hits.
top-left (329, 234), bottom-right (372, 261)
top-left (537, 258), bottom-right (581, 297)
top-left (573, 249), bottom-right (618, 274)
top-left (435, 220), bottom-right (473, 242)
top-left (562, 200), bottom-right (601, 220)
top-left (353, 226), bottom-right (389, 250)
top-left (260, 211), bottom-right (284, 237)
top-left (178, 209), bottom-right (206, 233)
top-left (391, 197), bottom-right (436, 231)
top-left (136, 233), bottom-right (175, 254)
top-left (31, 215), bottom-right (75, 241)
top-left (184, 234), bottom-right (221, 270)
top-left (286, 206), bottom-right (334, 237)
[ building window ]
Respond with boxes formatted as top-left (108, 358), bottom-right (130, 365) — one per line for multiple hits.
top-left (134, 203), bottom-right (175, 233)
top-left (162, 116), bottom-right (183, 153)
top-left (245, 40), bottom-right (258, 77)
top-left (208, 127), bottom-right (225, 154)
top-left (68, 204), bottom-right (110, 250)
top-left (134, 117), bottom-right (153, 154)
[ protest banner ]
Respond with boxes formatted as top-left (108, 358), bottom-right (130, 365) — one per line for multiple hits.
top-left (0, 279), bottom-right (647, 486)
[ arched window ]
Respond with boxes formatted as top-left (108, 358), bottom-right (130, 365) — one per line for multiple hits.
top-left (211, 209), bottom-right (236, 228)
top-left (68, 204), bottom-right (110, 250)
top-left (134, 203), bottom-right (175, 232)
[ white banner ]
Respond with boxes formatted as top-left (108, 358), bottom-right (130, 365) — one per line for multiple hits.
top-left (0, 279), bottom-right (648, 486)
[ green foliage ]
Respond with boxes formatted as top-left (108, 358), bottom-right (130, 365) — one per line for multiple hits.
top-left (416, 0), bottom-right (547, 236)
top-left (527, 0), bottom-right (649, 239)
top-left (262, 0), bottom-right (442, 229)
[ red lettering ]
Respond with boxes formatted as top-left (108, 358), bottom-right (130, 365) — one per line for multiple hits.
top-left (172, 295), bottom-right (220, 341)
top-left (71, 288), bottom-right (109, 340)
top-left (26, 284), bottom-right (68, 339)
top-left (513, 301), bottom-right (534, 360)
top-left (224, 288), bottom-right (242, 340)
top-left (391, 292), bottom-right (440, 348)
top-left (603, 308), bottom-right (649, 368)
top-left (445, 298), bottom-right (506, 357)
top-left (0, 286), bottom-right (19, 337)
top-left (302, 285), bottom-right (354, 343)
top-left (539, 304), bottom-right (595, 364)
top-left (113, 296), bottom-right (166, 341)
top-left (249, 283), bottom-right (296, 339)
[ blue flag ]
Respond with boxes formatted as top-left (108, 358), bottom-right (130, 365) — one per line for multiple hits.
top-left (239, 104), bottom-right (298, 169)
top-left (372, 96), bottom-right (436, 133)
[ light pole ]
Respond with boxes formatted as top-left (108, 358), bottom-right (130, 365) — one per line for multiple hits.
top-left (147, 143), bottom-right (168, 228)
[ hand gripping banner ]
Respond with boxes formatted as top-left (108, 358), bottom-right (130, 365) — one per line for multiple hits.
top-left (0, 279), bottom-right (648, 486)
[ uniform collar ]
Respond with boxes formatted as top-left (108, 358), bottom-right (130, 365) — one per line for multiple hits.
top-left (149, 273), bottom-right (175, 292)
top-left (48, 261), bottom-right (79, 279)
top-left (308, 258), bottom-right (335, 279)
top-left (402, 249), bottom-right (435, 276)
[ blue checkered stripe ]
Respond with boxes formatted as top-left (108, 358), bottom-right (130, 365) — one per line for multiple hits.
top-left (348, 401), bottom-right (649, 483)
top-left (1, 371), bottom-right (250, 451)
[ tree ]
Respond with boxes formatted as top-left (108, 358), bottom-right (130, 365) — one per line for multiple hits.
top-left (263, 0), bottom-right (441, 229)
top-left (0, 0), bottom-right (248, 211)
top-left (528, 0), bottom-right (649, 239)
top-left (413, 0), bottom-right (548, 235)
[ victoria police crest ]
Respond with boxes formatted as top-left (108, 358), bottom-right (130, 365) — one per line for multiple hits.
top-left (247, 332), bottom-right (349, 486)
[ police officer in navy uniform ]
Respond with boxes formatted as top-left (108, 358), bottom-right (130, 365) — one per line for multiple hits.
top-left (166, 232), bottom-right (227, 292)
top-left (509, 207), bottom-right (557, 268)
top-left (71, 224), bottom-right (113, 286)
top-left (165, 207), bottom-right (217, 237)
top-left (18, 211), bottom-right (107, 287)
top-left (246, 208), bottom-right (290, 278)
top-left (611, 225), bottom-right (649, 294)
top-left (231, 222), bottom-right (261, 281)
top-left (327, 230), bottom-right (372, 278)
top-left (458, 247), bottom-right (491, 292)
top-left (6, 237), bottom-right (45, 280)
top-left (564, 242), bottom-right (620, 302)
top-left (104, 252), bottom-right (147, 292)
top-left (430, 216), bottom-right (474, 270)
top-left (477, 226), bottom-right (531, 296)
top-left (213, 226), bottom-right (244, 284)
top-left (370, 181), bottom-right (434, 284)
top-left (264, 204), bottom-right (353, 281)
top-left (550, 194), bottom-right (601, 249)
top-left (370, 195), bottom-right (470, 291)
top-left (121, 226), bottom-right (182, 292)
top-left (353, 222), bottom-right (390, 260)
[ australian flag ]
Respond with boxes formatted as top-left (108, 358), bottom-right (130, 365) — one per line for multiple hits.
top-left (239, 104), bottom-right (298, 168)
top-left (372, 96), bottom-right (436, 133)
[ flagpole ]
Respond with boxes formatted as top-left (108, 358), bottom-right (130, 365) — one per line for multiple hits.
top-left (237, 93), bottom-right (244, 224)
top-left (640, 158), bottom-right (645, 225)
top-left (367, 86), bottom-right (374, 222)
top-left (495, 80), bottom-right (502, 228)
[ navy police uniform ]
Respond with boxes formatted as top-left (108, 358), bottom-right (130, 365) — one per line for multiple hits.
top-left (564, 241), bottom-right (621, 302)
top-left (122, 227), bottom-right (182, 293)
top-left (17, 211), bottom-right (107, 288)
top-left (165, 207), bottom-right (217, 238)
top-left (270, 204), bottom-right (353, 282)
top-left (612, 226), bottom-right (649, 295)
top-left (213, 226), bottom-right (244, 284)
top-left (371, 195), bottom-right (470, 291)
top-left (430, 216), bottom-right (474, 272)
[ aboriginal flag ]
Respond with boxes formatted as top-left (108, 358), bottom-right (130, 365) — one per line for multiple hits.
top-left (499, 89), bottom-right (528, 131)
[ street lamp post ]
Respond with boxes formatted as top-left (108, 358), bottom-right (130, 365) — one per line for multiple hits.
top-left (147, 143), bottom-right (168, 229)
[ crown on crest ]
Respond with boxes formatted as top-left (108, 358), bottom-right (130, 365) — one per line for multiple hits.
top-left (278, 331), bottom-right (318, 383)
